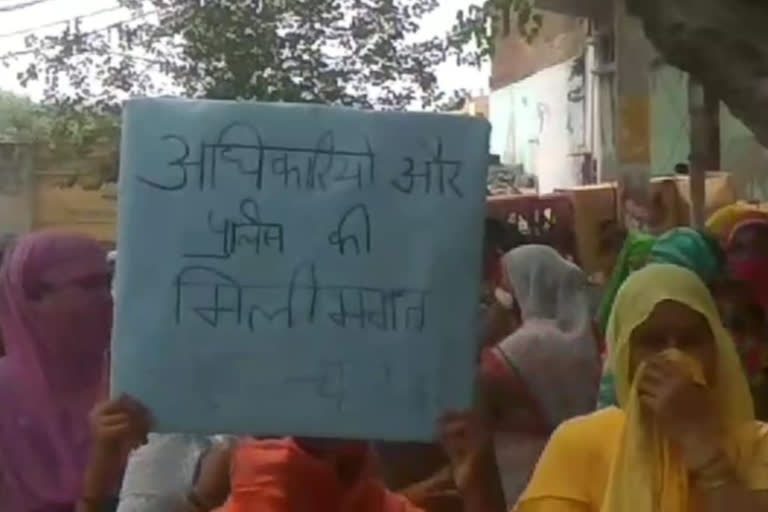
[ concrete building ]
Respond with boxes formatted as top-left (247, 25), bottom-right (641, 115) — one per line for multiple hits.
top-left (488, 11), bottom-right (595, 193)
top-left (450, 95), bottom-right (489, 119)
top-left (0, 141), bottom-right (117, 244)
top-left (488, 0), bottom-right (766, 199)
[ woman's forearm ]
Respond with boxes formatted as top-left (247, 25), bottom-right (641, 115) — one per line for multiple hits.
top-left (77, 449), bottom-right (121, 512)
top-left (457, 447), bottom-right (507, 512)
top-left (183, 488), bottom-right (220, 512)
top-left (75, 498), bottom-right (108, 512)
top-left (693, 455), bottom-right (768, 512)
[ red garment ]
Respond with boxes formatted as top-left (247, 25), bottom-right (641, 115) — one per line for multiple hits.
top-left (728, 258), bottom-right (768, 377)
top-left (484, 254), bottom-right (503, 287)
top-left (480, 349), bottom-right (549, 434)
top-left (730, 258), bottom-right (768, 313)
top-left (220, 438), bottom-right (422, 512)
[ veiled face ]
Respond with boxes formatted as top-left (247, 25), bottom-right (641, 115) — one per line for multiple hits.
top-left (629, 299), bottom-right (717, 383)
top-left (729, 223), bottom-right (768, 261)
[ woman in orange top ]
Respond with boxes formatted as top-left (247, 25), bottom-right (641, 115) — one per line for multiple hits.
top-left (215, 437), bottom-right (419, 512)
top-left (80, 406), bottom-right (503, 512)
top-left (80, 408), bottom-right (425, 512)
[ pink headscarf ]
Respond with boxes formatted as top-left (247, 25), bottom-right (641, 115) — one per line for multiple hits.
top-left (0, 231), bottom-right (112, 510)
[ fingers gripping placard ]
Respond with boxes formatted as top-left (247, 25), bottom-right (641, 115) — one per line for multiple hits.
top-left (113, 98), bottom-right (490, 441)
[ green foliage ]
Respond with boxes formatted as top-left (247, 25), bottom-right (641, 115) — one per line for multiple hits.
top-left (2, 0), bottom-right (509, 184)
top-left (7, 0), bottom-right (465, 111)
top-left (0, 91), bottom-right (50, 142)
top-left (0, 91), bottom-right (119, 185)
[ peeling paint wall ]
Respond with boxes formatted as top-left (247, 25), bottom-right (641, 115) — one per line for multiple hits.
top-left (650, 64), bottom-right (690, 176)
top-left (0, 143), bottom-right (33, 234)
top-left (490, 13), bottom-right (587, 91)
top-left (489, 84), bottom-right (515, 163)
top-left (720, 108), bottom-right (768, 201)
top-left (489, 56), bottom-right (587, 193)
top-left (649, 64), bottom-right (768, 200)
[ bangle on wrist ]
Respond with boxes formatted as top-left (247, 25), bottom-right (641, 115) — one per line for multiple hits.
top-left (691, 452), bottom-right (736, 490)
top-left (689, 449), bottom-right (722, 473)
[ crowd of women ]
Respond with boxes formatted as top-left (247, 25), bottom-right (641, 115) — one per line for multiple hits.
top-left (2, 202), bottom-right (768, 511)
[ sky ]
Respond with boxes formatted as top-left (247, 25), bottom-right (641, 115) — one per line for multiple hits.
top-left (0, 0), bottom-right (490, 107)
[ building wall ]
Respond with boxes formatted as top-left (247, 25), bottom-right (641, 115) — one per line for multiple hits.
top-left (0, 193), bottom-right (30, 234)
top-left (719, 104), bottom-right (768, 200)
top-left (649, 64), bottom-right (690, 177)
top-left (489, 84), bottom-right (515, 161)
top-left (490, 12), bottom-right (587, 90)
top-left (489, 56), bottom-right (588, 193)
top-left (648, 64), bottom-right (768, 199)
top-left (34, 184), bottom-right (116, 243)
top-left (455, 96), bottom-right (489, 118)
top-left (0, 143), bottom-right (33, 233)
top-left (488, 10), bottom-right (591, 193)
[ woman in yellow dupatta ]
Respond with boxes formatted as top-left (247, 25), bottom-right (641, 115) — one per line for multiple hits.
top-left (706, 203), bottom-right (768, 243)
top-left (515, 264), bottom-right (768, 512)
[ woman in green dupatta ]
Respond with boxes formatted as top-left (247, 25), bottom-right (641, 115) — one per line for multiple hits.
top-left (596, 227), bottom-right (724, 408)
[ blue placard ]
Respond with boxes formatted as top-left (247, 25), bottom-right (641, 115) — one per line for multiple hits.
top-left (113, 98), bottom-right (490, 441)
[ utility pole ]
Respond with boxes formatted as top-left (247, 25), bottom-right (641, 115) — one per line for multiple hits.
top-left (614, 0), bottom-right (654, 231)
top-left (687, 79), bottom-right (720, 228)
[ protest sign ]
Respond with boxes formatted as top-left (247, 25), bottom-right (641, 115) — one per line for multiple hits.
top-left (113, 98), bottom-right (490, 440)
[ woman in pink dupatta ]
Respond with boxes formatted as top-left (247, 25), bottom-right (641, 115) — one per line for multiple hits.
top-left (0, 231), bottom-right (112, 511)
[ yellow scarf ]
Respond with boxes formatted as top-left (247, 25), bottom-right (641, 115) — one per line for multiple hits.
top-left (601, 349), bottom-right (703, 512)
top-left (603, 264), bottom-right (756, 512)
top-left (706, 202), bottom-right (768, 240)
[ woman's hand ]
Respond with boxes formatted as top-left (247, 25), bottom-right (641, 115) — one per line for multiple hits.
top-left (191, 438), bottom-right (236, 510)
top-left (439, 412), bottom-right (506, 512)
top-left (80, 395), bottom-right (150, 506)
top-left (438, 411), bottom-right (493, 491)
top-left (638, 356), bottom-right (721, 469)
top-left (89, 394), bottom-right (150, 459)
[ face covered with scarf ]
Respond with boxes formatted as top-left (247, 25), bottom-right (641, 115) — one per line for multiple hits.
top-left (597, 228), bottom-right (725, 410)
top-left (481, 245), bottom-right (600, 505)
top-left (0, 231), bottom-right (112, 511)
top-left (719, 219), bottom-right (768, 376)
top-left (604, 264), bottom-right (755, 512)
top-left (598, 227), bottom-right (723, 337)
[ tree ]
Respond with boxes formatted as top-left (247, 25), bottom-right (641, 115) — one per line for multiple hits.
top-left (8, 0), bottom-right (463, 112)
top-left (449, 0), bottom-right (768, 148)
top-left (0, 91), bottom-right (119, 186)
top-left (446, 0), bottom-right (540, 68)
top-left (0, 91), bottom-right (51, 141)
top-left (625, 0), bottom-right (768, 148)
